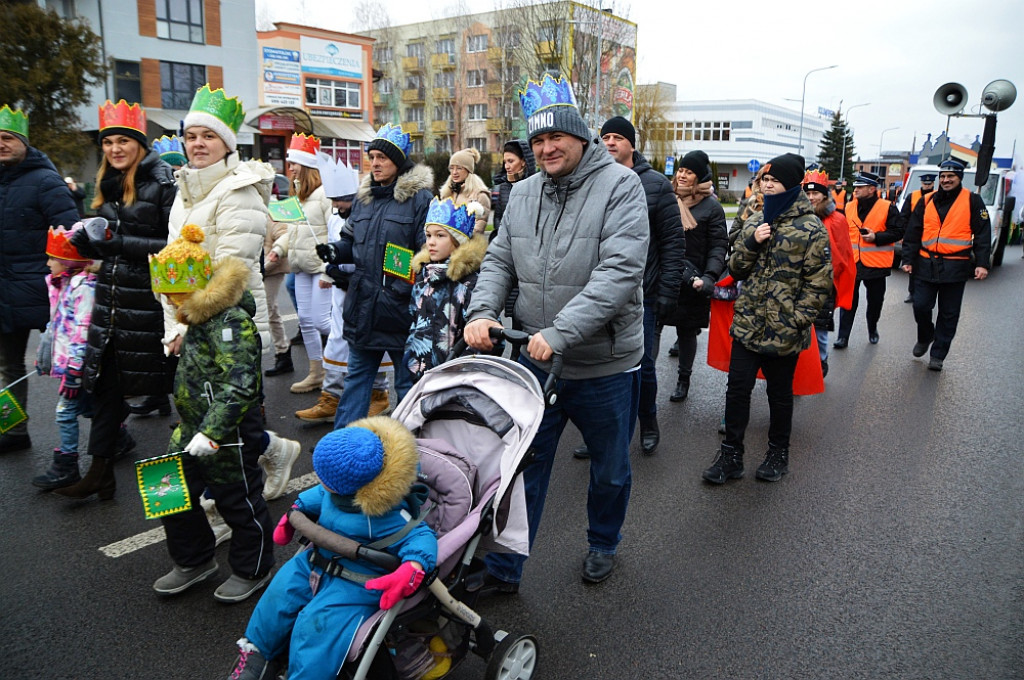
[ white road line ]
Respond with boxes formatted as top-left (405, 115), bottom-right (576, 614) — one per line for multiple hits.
top-left (99, 471), bottom-right (320, 558)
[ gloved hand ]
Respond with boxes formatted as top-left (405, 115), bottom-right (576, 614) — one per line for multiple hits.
top-left (90, 231), bottom-right (123, 257)
top-left (59, 365), bottom-right (83, 399)
top-left (185, 432), bottom-right (220, 457)
top-left (68, 228), bottom-right (101, 259)
top-left (273, 506), bottom-right (298, 545)
top-left (655, 296), bottom-right (677, 322)
top-left (365, 561), bottom-right (425, 610)
top-left (315, 242), bottom-right (341, 264)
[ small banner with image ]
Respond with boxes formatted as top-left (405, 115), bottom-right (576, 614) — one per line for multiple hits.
top-left (382, 242), bottom-right (414, 283)
top-left (0, 389), bottom-right (28, 434)
top-left (135, 453), bottom-right (191, 519)
top-left (268, 196), bottom-right (307, 223)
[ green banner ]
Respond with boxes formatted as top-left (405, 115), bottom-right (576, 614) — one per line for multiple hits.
top-left (268, 196), bottom-right (307, 222)
top-left (135, 453), bottom-right (192, 519)
top-left (383, 241), bottom-right (415, 283)
top-left (0, 389), bottom-right (27, 434)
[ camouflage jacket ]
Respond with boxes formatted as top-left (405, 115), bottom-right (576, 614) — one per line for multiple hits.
top-left (168, 257), bottom-right (262, 480)
top-left (729, 191), bottom-right (832, 356)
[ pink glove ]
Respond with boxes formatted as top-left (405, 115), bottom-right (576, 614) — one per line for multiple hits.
top-left (365, 562), bottom-right (425, 610)
top-left (273, 507), bottom-right (297, 545)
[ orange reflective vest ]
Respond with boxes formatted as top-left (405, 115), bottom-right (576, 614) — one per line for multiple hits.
top-left (909, 189), bottom-right (932, 212)
top-left (920, 189), bottom-right (973, 260)
top-left (832, 188), bottom-right (846, 210)
top-left (846, 197), bottom-right (895, 268)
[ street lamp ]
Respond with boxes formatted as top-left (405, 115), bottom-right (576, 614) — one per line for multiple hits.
top-left (797, 64), bottom-right (838, 157)
top-left (838, 102), bottom-right (869, 183)
top-left (877, 126), bottom-right (899, 193)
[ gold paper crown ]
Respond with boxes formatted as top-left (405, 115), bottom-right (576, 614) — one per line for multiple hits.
top-left (150, 224), bottom-right (212, 294)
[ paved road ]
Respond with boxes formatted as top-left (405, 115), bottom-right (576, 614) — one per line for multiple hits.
top-left (2, 249), bottom-right (1022, 679)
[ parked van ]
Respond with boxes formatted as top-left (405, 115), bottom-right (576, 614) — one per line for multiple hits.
top-left (896, 165), bottom-right (1013, 266)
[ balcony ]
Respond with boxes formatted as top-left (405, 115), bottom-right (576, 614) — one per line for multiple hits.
top-left (401, 87), bottom-right (425, 103)
top-left (432, 87), bottom-right (456, 101)
top-left (490, 152), bottom-right (503, 166)
top-left (486, 118), bottom-right (506, 133)
top-left (535, 40), bottom-right (559, 59)
top-left (404, 121), bottom-right (421, 136)
top-left (431, 52), bottom-right (456, 69)
top-left (487, 46), bottom-right (507, 62)
top-left (431, 119), bottom-right (455, 134)
top-left (486, 82), bottom-right (506, 98)
top-left (401, 55), bottom-right (425, 71)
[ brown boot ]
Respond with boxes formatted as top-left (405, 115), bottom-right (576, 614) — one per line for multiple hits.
top-left (53, 456), bottom-right (116, 500)
top-left (290, 360), bottom-right (324, 394)
top-left (367, 388), bottom-right (391, 417)
top-left (295, 391), bottom-right (339, 423)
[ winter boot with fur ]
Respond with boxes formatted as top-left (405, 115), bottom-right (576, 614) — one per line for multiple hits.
top-left (367, 388), bottom-right (391, 417)
top-left (295, 391), bottom-right (339, 423)
top-left (290, 360), bottom-right (324, 394)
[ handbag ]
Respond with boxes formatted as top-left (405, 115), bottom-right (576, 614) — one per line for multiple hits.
top-left (710, 275), bottom-right (739, 302)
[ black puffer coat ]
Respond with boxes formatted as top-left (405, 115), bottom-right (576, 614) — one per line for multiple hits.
top-left (0, 147), bottom-right (79, 333)
top-left (667, 194), bottom-right (729, 329)
top-left (631, 151), bottom-right (685, 302)
top-left (83, 150), bottom-right (176, 395)
top-left (490, 139), bottom-right (535, 234)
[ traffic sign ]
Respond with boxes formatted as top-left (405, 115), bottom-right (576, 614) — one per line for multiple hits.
top-left (665, 156), bottom-right (675, 176)
top-left (747, 159), bottom-right (760, 173)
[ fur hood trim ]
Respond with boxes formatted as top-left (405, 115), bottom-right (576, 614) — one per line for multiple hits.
top-left (813, 197), bottom-right (837, 220)
top-left (348, 416), bottom-right (419, 516)
top-left (356, 163), bottom-right (434, 206)
top-left (411, 233), bottom-right (488, 281)
top-left (175, 256), bottom-right (250, 325)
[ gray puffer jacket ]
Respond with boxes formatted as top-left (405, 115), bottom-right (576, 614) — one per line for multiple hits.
top-left (468, 138), bottom-right (649, 379)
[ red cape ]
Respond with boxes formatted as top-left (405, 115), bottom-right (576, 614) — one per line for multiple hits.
top-left (822, 209), bottom-right (856, 311)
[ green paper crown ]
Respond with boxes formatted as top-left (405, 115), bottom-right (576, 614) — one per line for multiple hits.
top-left (150, 253), bottom-right (212, 293)
top-left (0, 104), bottom-right (29, 138)
top-left (189, 85), bottom-right (244, 134)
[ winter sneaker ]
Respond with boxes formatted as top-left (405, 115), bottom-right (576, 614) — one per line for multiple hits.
top-left (260, 432), bottom-right (301, 501)
top-left (32, 449), bottom-right (81, 490)
top-left (214, 572), bottom-right (272, 603)
top-left (201, 497), bottom-right (233, 546)
top-left (367, 388), bottom-right (392, 417)
top-left (755, 447), bottom-right (789, 482)
top-left (668, 340), bottom-right (679, 357)
top-left (153, 558), bottom-right (219, 595)
top-left (928, 357), bottom-right (944, 372)
top-left (229, 638), bottom-right (277, 680)
top-left (913, 340), bottom-right (931, 357)
top-left (702, 445), bottom-right (743, 484)
top-left (295, 391), bottom-right (339, 423)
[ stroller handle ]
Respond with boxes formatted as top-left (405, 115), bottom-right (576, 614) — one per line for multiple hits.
top-left (452, 327), bottom-right (561, 405)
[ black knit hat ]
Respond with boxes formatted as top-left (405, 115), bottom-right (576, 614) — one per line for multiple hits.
top-left (763, 153), bottom-right (805, 190)
top-left (600, 116), bottom-right (635, 148)
top-left (679, 150), bottom-right (712, 182)
top-left (98, 125), bottom-right (149, 149)
top-left (368, 137), bottom-right (411, 173)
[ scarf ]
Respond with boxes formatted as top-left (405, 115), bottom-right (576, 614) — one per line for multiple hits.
top-left (449, 180), bottom-right (465, 196)
top-left (762, 185), bottom-right (801, 226)
top-left (674, 180), bottom-right (714, 230)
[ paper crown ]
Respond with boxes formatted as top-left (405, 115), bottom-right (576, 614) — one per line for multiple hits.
top-left (188, 85), bottom-right (244, 134)
top-left (316, 152), bottom-right (359, 198)
top-left (802, 169), bottom-right (832, 192)
top-left (99, 100), bottom-right (146, 134)
top-left (519, 73), bottom-right (579, 118)
top-left (46, 224), bottom-right (90, 262)
top-left (373, 123), bottom-right (411, 158)
top-left (153, 135), bottom-right (186, 166)
top-left (0, 104), bottom-right (28, 139)
top-left (150, 224), bottom-right (212, 294)
top-left (286, 133), bottom-right (321, 168)
top-left (425, 197), bottom-right (475, 245)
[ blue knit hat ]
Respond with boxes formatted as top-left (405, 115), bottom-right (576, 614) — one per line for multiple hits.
top-left (312, 427), bottom-right (385, 495)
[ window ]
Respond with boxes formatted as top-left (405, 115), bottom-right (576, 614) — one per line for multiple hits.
top-left (411, 138), bottom-right (424, 156)
top-left (435, 135), bottom-right (453, 153)
top-left (495, 65), bottom-right (520, 84)
top-left (434, 104), bottom-right (454, 121)
top-left (407, 42), bottom-right (424, 58)
top-left (468, 137), bottom-right (487, 153)
top-left (305, 79), bottom-right (361, 110)
top-left (156, 0), bottom-right (204, 44)
top-left (681, 120), bottom-right (730, 142)
top-left (379, 78), bottom-right (393, 95)
top-left (434, 71), bottom-right (455, 88)
top-left (542, 62), bottom-right (560, 79)
top-left (495, 26), bottom-right (521, 47)
top-left (468, 103), bottom-right (487, 121)
top-left (467, 34), bottom-right (488, 52)
top-left (435, 38), bottom-right (454, 55)
top-left (320, 138), bottom-right (363, 170)
top-left (406, 106), bottom-right (424, 123)
top-left (467, 70), bottom-right (487, 88)
top-left (537, 25), bottom-right (560, 43)
top-left (374, 45), bottom-right (393, 63)
top-left (405, 75), bottom-right (424, 90)
top-left (160, 61), bottom-right (205, 109)
top-left (113, 60), bottom-right (141, 104)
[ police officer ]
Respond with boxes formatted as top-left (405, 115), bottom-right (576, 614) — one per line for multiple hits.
top-left (900, 159), bottom-right (990, 371)
top-left (900, 173), bottom-right (935, 302)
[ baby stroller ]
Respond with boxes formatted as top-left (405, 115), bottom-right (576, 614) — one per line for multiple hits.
top-left (289, 329), bottom-right (556, 680)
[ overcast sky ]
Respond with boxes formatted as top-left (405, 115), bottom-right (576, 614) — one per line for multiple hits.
top-left (261, 0), bottom-right (1024, 164)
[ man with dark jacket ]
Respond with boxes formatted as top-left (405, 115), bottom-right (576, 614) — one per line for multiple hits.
top-left (0, 105), bottom-right (79, 452)
top-left (465, 75), bottom-right (648, 587)
top-left (901, 158), bottom-right (990, 371)
top-left (317, 124), bottom-right (433, 429)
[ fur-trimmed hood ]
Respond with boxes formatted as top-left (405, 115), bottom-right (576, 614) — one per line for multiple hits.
top-left (343, 416), bottom-right (419, 516)
top-left (813, 197), bottom-right (838, 220)
top-left (411, 233), bottom-right (488, 282)
top-left (356, 163), bottom-right (434, 206)
top-left (174, 256), bottom-right (252, 325)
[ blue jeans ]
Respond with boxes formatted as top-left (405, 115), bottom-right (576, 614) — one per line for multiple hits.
top-left (485, 356), bottom-right (640, 584)
top-left (638, 301), bottom-right (661, 419)
top-left (55, 391), bottom-right (91, 454)
top-left (333, 346), bottom-right (412, 429)
top-left (284, 272), bottom-right (298, 312)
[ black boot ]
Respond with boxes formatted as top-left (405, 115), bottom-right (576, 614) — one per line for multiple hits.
top-left (32, 449), bottom-right (81, 490)
top-left (639, 416), bottom-right (659, 455)
top-left (755, 447), bottom-right (789, 482)
top-left (129, 394), bottom-right (171, 417)
top-left (115, 424), bottom-right (136, 460)
top-left (669, 378), bottom-right (690, 402)
top-left (668, 340), bottom-right (679, 357)
top-left (702, 445), bottom-right (744, 484)
top-left (53, 456), bottom-right (116, 500)
top-left (265, 349), bottom-right (294, 376)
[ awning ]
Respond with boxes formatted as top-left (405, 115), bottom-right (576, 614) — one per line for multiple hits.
top-left (311, 117), bottom-right (376, 142)
top-left (245, 106), bottom-right (314, 134)
top-left (146, 108), bottom-right (258, 135)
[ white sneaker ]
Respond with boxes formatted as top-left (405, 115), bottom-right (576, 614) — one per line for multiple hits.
top-left (260, 431), bottom-right (301, 500)
top-left (201, 497), bottom-right (232, 546)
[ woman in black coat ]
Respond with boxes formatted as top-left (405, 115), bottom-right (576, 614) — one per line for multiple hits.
top-left (58, 104), bottom-right (176, 500)
top-left (666, 150), bottom-right (729, 402)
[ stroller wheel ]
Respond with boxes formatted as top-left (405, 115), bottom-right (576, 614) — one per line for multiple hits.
top-left (485, 633), bottom-right (538, 680)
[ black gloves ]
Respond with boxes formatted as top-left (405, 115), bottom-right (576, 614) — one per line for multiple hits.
top-left (315, 243), bottom-right (341, 264)
top-left (69, 225), bottom-right (122, 258)
top-left (655, 296), bottom-right (677, 322)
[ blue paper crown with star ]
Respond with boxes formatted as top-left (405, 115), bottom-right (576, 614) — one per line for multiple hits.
top-left (153, 135), bottom-right (186, 167)
top-left (519, 73), bottom-right (579, 118)
top-left (374, 123), bottom-right (411, 158)
top-left (425, 197), bottom-right (475, 243)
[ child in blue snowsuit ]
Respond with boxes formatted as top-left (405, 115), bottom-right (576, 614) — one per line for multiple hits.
top-left (228, 416), bottom-right (437, 680)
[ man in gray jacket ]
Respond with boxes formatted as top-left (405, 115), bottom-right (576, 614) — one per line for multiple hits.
top-left (464, 74), bottom-right (649, 587)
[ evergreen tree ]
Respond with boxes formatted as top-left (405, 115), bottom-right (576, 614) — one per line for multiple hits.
top-left (0, 3), bottom-right (106, 169)
top-left (817, 110), bottom-right (856, 180)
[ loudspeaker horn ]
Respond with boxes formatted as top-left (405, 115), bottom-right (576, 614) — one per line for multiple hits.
top-left (981, 79), bottom-right (1017, 112)
top-left (933, 82), bottom-right (968, 115)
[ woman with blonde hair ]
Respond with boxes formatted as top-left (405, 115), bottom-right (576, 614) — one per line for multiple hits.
top-left (440, 147), bottom-right (491, 236)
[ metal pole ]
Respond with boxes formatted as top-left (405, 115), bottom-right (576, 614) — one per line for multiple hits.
top-left (878, 126), bottom-right (899, 192)
top-left (797, 64), bottom-right (838, 157)
top-left (594, 15), bottom-right (603, 126)
top-left (838, 102), bottom-right (870, 182)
